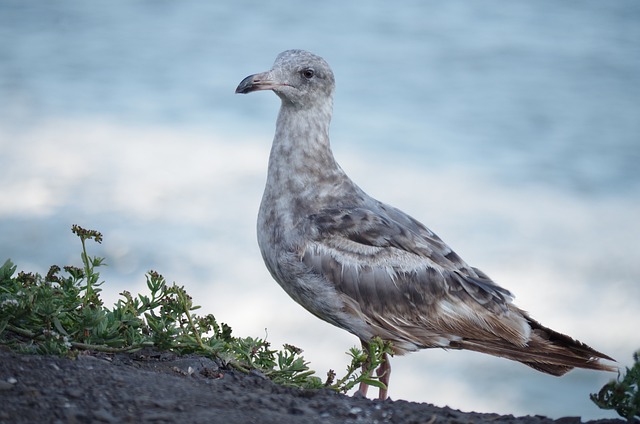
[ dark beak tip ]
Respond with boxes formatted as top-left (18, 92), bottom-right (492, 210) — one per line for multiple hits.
top-left (235, 74), bottom-right (258, 94)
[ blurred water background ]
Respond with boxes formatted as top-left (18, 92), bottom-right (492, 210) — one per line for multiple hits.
top-left (1, 0), bottom-right (639, 419)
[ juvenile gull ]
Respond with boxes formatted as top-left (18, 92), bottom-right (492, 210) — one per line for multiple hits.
top-left (235, 49), bottom-right (615, 399)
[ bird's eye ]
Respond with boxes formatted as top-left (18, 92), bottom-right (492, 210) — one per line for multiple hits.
top-left (301, 68), bottom-right (315, 79)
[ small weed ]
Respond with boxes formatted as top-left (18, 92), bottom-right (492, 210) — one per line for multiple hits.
top-left (591, 351), bottom-right (640, 422)
top-left (0, 225), bottom-right (389, 394)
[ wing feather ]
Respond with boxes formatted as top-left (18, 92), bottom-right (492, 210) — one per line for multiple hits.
top-left (300, 205), bottom-right (530, 353)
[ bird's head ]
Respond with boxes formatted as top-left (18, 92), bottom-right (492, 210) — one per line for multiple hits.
top-left (235, 49), bottom-right (335, 109)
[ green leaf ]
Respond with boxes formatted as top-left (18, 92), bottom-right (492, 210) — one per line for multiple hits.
top-left (359, 377), bottom-right (387, 389)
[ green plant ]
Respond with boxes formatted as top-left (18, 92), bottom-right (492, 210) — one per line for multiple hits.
top-left (591, 351), bottom-right (640, 422)
top-left (0, 225), bottom-right (390, 394)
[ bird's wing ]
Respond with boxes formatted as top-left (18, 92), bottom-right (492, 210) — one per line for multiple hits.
top-left (301, 205), bottom-right (528, 350)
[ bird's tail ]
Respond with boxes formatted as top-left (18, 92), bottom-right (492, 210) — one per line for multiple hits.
top-left (452, 316), bottom-right (616, 376)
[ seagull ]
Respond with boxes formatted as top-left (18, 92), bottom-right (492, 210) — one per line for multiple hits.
top-left (235, 49), bottom-right (615, 400)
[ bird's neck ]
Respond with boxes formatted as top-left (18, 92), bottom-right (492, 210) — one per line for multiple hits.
top-left (258, 101), bottom-right (365, 248)
top-left (267, 103), bottom-right (345, 191)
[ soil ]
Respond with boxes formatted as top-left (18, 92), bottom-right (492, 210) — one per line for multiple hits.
top-left (0, 348), bottom-right (626, 424)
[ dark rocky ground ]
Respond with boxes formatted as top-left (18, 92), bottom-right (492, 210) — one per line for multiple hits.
top-left (0, 348), bottom-right (626, 424)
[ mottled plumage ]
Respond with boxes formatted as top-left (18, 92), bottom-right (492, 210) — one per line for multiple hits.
top-left (235, 49), bottom-right (615, 399)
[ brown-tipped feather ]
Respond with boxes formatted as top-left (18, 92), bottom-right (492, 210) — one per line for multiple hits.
top-left (451, 316), bottom-right (616, 375)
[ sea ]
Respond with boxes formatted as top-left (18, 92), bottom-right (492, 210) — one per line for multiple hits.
top-left (1, 1), bottom-right (639, 419)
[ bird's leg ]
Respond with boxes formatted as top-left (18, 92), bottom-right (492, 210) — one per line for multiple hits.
top-left (357, 379), bottom-right (369, 398)
top-left (357, 341), bottom-right (391, 399)
top-left (357, 340), bottom-right (371, 397)
top-left (376, 352), bottom-right (391, 400)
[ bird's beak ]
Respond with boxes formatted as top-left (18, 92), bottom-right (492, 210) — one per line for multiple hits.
top-left (235, 71), bottom-right (282, 94)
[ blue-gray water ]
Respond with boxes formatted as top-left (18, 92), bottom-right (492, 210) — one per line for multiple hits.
top-left (1, 1), bottom-right (639, 419)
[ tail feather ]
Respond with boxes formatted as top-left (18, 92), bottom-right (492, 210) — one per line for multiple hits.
top-left (451, 316), bottom-right (616, 376)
